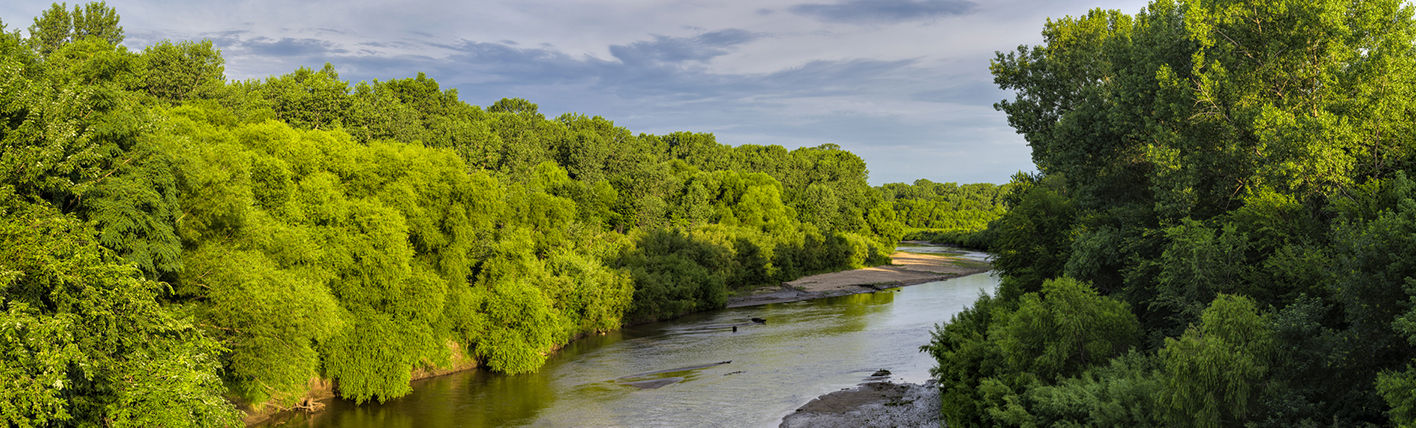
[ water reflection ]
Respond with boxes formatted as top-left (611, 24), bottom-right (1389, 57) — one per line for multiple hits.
top-left (268, 271), bottom-right (999, 428)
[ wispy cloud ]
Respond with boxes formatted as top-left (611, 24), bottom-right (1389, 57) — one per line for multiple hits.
top-left (237, 37), bottom-right (345, 57)
top-left (609, 29), bottom-right (761, 65)
top-left (789, 0), bottom-right (978, 24)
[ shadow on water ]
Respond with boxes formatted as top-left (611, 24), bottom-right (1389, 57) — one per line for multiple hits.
top-left (268, 363), bottom-right (557, 427)
top-left (269, 271), bottom-right (998, 428)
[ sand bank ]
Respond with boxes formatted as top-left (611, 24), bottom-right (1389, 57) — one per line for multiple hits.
top-left (726, 250), bottom-right (990, 308)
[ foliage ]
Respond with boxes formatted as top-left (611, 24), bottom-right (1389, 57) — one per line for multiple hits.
top-left (141, 39), bottom-right (224, 103)
top-left (905, 227), bottom-right (995, 251)
top-left (926, 0), bottom-right (1416, 425)
top-left (0, 0), bottom-right (909, 416)
top-left (1157, 294), bottom-right (1275, 428)
top-left (1024, 351), bottom-right (1164, 427)
top-left (989, 173), bottom-right (1075, 300)
top-left (922, 277), bottom-right (1139, 427)
top-left (0, 191), bottom-right (239, 427)
top-left (878, 179), bottom-right (1010, 231)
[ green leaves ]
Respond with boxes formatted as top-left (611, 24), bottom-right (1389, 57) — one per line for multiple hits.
top-left (0, 193), bottom-right (239, 427)
top-left (1157, 295), bottom-right (1274, 428)
top-left (1, 2), bottom-right (904, 416)
top-left (955, 0), bottom-right (1416, 426)
top-left (142, 39), bottom-right (224, 103)
top-left (1000, 278), bottom-right (1141, 382)
top-left (923, 278), bottom-right (1140, 428)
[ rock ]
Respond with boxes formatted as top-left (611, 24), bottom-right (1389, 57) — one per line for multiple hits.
top-left (780, 380), bottom-right (940, 428)
top-left (871, 369), bottom-right (891, 377)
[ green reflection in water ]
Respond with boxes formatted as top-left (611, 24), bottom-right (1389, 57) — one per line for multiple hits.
top-left (266, 272), bottom-right (997, 428)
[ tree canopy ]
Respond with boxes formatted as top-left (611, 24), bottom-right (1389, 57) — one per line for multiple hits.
top-left (926, 0), bottom-right (1416, 426)
top-left (0, 2), bottom-right (907, 423)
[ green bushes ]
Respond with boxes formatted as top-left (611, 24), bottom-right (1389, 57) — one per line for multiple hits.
top-left (922, 277), bottom-right (1140, 427)
top-left (0, 193), bottom-right (240, 427)
top-left (615, 229), bottom-right (732, 322)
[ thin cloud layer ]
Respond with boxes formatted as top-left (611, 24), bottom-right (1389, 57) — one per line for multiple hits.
top-left (610, 29), bottom-right (760, 65)
top-left (788, 0), bottom-right (978, 24)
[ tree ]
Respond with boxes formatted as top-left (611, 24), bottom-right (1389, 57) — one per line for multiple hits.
top-left (0, 191), bottom-right (239, 427)
top-left (27, 2), bottom-right (123, 57)
top-left (1158, 294), bottom-right (1274, 428)
top-left (71, 1), bottom-right (121, 46)
top-left (142, 39), bottom-right (224, 102)
top-left (26, 3), bottom-right (70, 57)
top-left (488, 97), bottom-right (542, 118)
top-left (255, 63), bottom-right (351, 130)
top-left (997, 277), bottom-right (1141, 382)
top-left (989, 173), bottom-right (1075, 300)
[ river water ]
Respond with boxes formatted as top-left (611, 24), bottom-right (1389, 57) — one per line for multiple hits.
top-left (270, 251), bottom-right (997, 428)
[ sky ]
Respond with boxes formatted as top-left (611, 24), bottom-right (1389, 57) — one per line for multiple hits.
top-left (1, 0), bottom-right (1152, 185)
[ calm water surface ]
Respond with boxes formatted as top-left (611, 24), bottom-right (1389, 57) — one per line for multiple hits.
top-left (270, 270), bottom-right (998, 428)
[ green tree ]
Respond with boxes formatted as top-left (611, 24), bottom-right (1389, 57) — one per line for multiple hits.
top-left (1158, 294), bottom-right (1274, 428)
top-left (998, 277), bottom-right (1141, 382)
top-left (26, 3), bottom-right (70, 57)
top-left (27, 2), bottom-right (123, 57)
top-left (0, 192), bottom-right (239, 427)
top-left (142, 39), bottom-right (224, 102)
top-left (254, 63), bottom-right (351, 130)
top-left (990, 173), bottom-right (1075, 300)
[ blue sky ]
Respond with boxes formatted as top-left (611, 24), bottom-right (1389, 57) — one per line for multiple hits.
top-left (1, 0), bottom-right (1151, 185)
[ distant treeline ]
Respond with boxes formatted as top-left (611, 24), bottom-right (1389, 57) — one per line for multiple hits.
top-left (875, 179), bottom-right (1009, 250)
top-left (0, 3), bottom-right (902, 425)
top-left (925, 1), bottom-right (1416, 427)
top-left (877, 179), bottom-right (1009, 232)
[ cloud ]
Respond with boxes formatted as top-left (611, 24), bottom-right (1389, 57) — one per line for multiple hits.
top-left (232, 37), bottom-right (344, 57)
top-left (789, 0), bottom-right (977, 24)
top-left (608, 29), bottom-right (760, 65)
top-left (911, 83), bottom-right (1012, 106)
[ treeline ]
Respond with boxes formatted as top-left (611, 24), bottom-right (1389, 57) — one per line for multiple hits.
top-left (0, 3), bottom-right (901, 426)
top-left (925, 1), bottom-right (1416, 427)
top-left (877, 179), bottom-right (1009, 231)
top-left (876, 179), bottom-right (1009, 250)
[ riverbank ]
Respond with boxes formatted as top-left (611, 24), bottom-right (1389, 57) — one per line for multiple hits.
top-left (727, 250), bottom-right (990, 308)
top-left (780, 374), bottom-right (942, 428)
top-left (243, 342), bottom-right (478, 426)
top-left (250, 246), bottom-right (987, 426)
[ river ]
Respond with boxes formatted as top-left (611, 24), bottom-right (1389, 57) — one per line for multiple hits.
top-left (268, 252), bottom-right (997, 428)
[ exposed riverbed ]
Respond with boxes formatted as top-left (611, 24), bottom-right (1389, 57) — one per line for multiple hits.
top-left (265, 253), bottom-right (997, 428)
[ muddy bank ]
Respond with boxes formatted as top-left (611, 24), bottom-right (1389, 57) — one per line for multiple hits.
top-left (727, 250), bottom-right (990, 308)
top-left (780, 374), bottom-right (941, 428)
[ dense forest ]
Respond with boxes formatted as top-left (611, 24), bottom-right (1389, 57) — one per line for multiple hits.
top-left (0, 2), bottom-right (906, 425)
top-left (877, 179), bottom-right (1010, 250)
top-left (877, 179), bottom-right (1009, 232)
top-left (924, 0), bottom-right (1416, 426)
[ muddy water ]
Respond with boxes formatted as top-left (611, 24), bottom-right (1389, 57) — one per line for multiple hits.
top-left (268, 270), bottom-right (998, 428)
